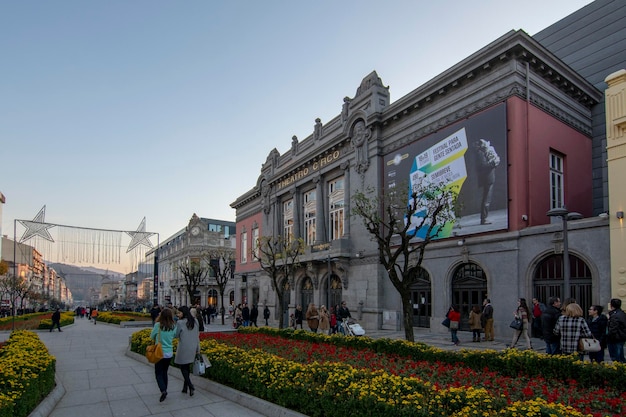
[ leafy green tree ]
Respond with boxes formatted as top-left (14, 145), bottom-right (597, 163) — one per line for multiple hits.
top-left (254, 235), bottom-right (304, 329)
top-left (352, 180), bottom-right (458, 342)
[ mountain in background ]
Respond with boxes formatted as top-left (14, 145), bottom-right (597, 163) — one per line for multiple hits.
top-left (48, 263), bottom-right (125, 303)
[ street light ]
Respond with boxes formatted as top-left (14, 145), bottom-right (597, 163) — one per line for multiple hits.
top-left (546, 207), bottom-right (583, 301)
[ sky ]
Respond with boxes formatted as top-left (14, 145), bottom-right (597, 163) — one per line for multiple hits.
top-left (1, 0), bottom-right (594, 273)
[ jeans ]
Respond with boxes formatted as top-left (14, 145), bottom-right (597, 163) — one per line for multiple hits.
top-left (588, 349), bottom-right (605, 363)
top-left (608, 342), bottom-right (625, 363)
top-left (155, 357), bottom-right (171, 393)
top-left (451, 329), bottom-right (459, 344)
top-left (545, 340), bottom-right (561, 355)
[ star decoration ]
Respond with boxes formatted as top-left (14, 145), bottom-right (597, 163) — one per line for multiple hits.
top-left (126, 217), bottom-right (155, 253)
top-left (18, 206), bottom-right (55, 243)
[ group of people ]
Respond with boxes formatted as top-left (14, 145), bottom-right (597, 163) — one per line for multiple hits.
top-left (149, 305), bottom-right (202, 402)
top-left (541, 297), bottom-right (626, 362)
top-left (444, 295), bottom-right (626, 362)
top-left (291, 301), bottom-right (351, 335)
top-left (232, 303), bottom-right (269, 328)
top-left (445, 299), bottom-right (494, 345)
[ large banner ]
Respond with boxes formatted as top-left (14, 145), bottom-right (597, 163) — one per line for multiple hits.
top-left (385, 103), bottom-right (507, 239)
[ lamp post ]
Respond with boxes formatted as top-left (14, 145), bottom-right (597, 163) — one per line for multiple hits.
top-left (546, 208), bottom-right (583, 301)
top-left (327, 254), bottom-right (331, 308)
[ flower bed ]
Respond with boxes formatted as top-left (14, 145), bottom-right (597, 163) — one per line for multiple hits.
top-left (132, 327), bottom-right (626, 416)
top-left (96, 311), bottom-right (151, 325)
top-left (0, 331), bottom-right (56, 417)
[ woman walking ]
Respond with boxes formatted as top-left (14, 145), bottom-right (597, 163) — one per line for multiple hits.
top-left (510, 298), bottom-right (532, 350)
top-left (318, 305), bottom-right (330, 335)
top-left (150, 308), bottom-right (176, 402)
top-left (175, 306), bottom-right (200, 397)
top-left (306, 303), bottom-right (320, 333)
top-left (448, 305), bottom-right (461, 346)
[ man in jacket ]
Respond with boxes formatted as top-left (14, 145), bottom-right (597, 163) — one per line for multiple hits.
top-left (50, 308), bottom-right (62, 332)
top-left (607, 298), bottom-right (626, 363)
top-left (481, 299), bottom-right (494, 341)
top-left (541, 297), bottom-right (562, 354)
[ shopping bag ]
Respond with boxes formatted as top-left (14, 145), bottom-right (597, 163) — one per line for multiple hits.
top-left (509, 318), bottom-right (523, 330)
top-left (145, 343), bottom-right (163, 363)
top-left (578, 337), bottom-right (601, 352)
top-left (193, 354), bottom-right (206, 375)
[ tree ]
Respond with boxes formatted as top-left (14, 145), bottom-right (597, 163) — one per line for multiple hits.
top-left (0, 260), bottom-right (8, 276)
top-left (352, 179), bottom-right (458, 342)
top-left (254, 235), bottom-right (304, 329)
top-left (206, 250), bottom-right (235, 325)
top-left (177, 258), bottom-right (210, 306)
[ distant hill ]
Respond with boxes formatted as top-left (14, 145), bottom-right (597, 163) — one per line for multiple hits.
top-left (47, 263), bottom-right (125, 302)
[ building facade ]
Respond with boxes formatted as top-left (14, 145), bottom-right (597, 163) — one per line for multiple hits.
top-left (148, 215), bottom-right (236, 310)
top-left (232, 11), bottom-right (622, 336)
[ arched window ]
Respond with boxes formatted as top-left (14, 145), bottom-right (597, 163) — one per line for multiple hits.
top-left (533, 254), bottom-right (592, 312)
top-left (451, 263), bottom-right (488, 330)
top-left (301, 276), bottom-right (314, 309)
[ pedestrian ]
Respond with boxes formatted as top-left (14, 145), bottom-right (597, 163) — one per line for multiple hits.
top-left (250, 304), bottom-right (259, 327)
top-left (553, 302), bottom-right (592, 357)
top-left (50, 308), bottom-right (62, 332)
top-left (318, 305), bottom-right (330, 335)
top-left (263, 305), bottom-right (270, 326)
top-left (306, 303), bottom-right (320, 333)
top-left (468, 305), bottom-right (482, 342)
top-left (175, 306), bottom-right (200, 397)
top-left (510, 298), bottom-right (532, 350)
top-left (541, 297), bottom-right (562, 354)
top-left (234, 304), bottom-right (243, 328)
top-left (607, 298), bottom-right (626, 363)
top-left (91, 307), bottom-right (98, 324)
top-left (587, 304), bottom-right (608, 363)
top-left (150, 307), bottom-right (176, 402)
top-left (202, 306), bottom-right (209, 325)
top-left (190, 307), bottom-right (204, 332)
top-left (242, 303), bottom-right (250, 327)
top-left (447, 305), bottom-right (461, 345)
top-left (481, 299), bottom-right (494, 341)
top-left (337, 302), bottom-right (351, 334)
top-left (531, 297), bottom-right (545, 338)
top-left (150, 304), bottom-right (160, 325)
top-left (294, 305), bottom-right (304, 329)
top-left (329, 306), bottom-right (338, 334)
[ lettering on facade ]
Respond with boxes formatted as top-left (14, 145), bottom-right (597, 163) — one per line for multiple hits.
top-left (277, 149), bottom-right (342, 189)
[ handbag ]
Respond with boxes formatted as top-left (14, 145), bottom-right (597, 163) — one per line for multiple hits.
top-left (441, 317), bottom-right (451, 328)
top-left (449, 320), bottom-right (459, 330)
top-left (146, 327), bottom-right (163, 363)
top-left (193, 353), bottom-right (206, 376)
top-left (578, 337), bottom-right (601, 353)
top-left (509, 318), bottom-right (523, 331)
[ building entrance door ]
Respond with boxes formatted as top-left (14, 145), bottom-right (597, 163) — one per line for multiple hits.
top-left (409, 267), bottom-right (431, 328)
top-left (452, 263), bottom-right (488, 331)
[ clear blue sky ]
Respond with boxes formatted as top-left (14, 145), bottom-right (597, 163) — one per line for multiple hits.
top-left (1, 1), bottom-right (592, 272)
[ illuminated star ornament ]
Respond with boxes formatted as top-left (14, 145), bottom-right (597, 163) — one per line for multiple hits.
top-left (18, 205), bottom-right (55, 243)
top-left (126, 217), bottom-right (155, 253)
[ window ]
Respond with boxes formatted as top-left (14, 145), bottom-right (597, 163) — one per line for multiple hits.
top-left (240, 231), bottom-right (248, 263)
top-left (283, 199), bottom-right (294, 241)
top-left (303, 189), bottom-right (316, 245)
top-left (252, 227), bottom-right (259, 259)
top-left (328, 177), bottom-right (345, 240)
top-left (550, 152), bottom-right (564, 209)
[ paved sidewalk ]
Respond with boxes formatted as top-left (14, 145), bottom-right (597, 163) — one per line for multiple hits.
top-left (2, 318), bottom-right (545, 417)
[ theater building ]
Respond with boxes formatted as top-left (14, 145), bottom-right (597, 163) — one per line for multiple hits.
top-left (231, 4), bottom-right (621, 335)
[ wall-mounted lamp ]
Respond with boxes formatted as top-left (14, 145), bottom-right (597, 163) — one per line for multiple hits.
top-left (355, 251), bottom-right (363, 258)
top-left (457, 239), bottom-right (465, 246)
top-left (617, 211), bottom-right (624, 220)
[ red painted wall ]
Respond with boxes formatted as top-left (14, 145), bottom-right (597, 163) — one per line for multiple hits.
top-left (235, 212), bottom-right (263, 274)
top-left (507, 97), bottom-right (592, 230)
